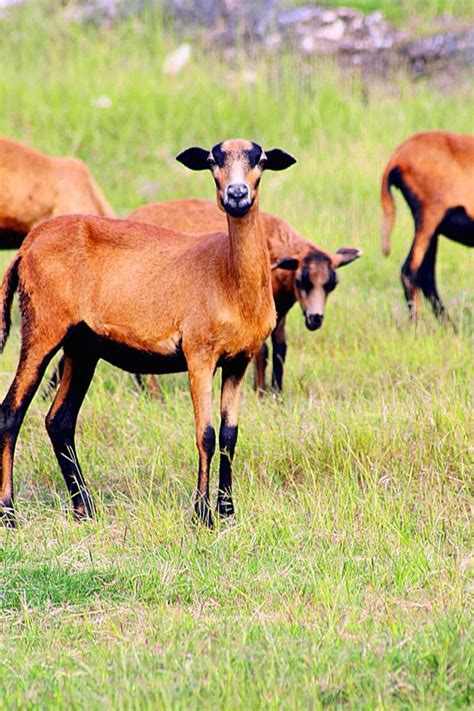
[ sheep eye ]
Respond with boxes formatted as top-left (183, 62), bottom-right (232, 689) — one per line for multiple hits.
top-left (325, 272), bottom-right (337, 293)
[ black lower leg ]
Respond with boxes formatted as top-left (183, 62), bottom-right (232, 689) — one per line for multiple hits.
top-left (134, 373), bottom-right (144, 391)
top-left (217, 418), bottom-right (238, 518)
top-left (217, 354), bottom-right (249, 519)
top-left (401, 258), bottom-right (418, 319)
top-left (47, 425), bottom-right (94, 518)
top-left (271, 338), bottom-right (287, 392)
top-left (45, 355), bottom-right (97, 518)
top-left (417, 236), bottom-right (445, 318)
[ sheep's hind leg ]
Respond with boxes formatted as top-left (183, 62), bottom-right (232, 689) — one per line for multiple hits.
top-left (45, 351), bottom-right (98, 519)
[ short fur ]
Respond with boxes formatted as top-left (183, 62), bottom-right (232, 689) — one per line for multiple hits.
top-left (0, 136), bottom-right (115, 247)
top-left (128, 199), bottom-right (361, 394)
top-left (380, 131), bottom-right (474, 320)
top-left (0, 138), bottom-right (294, 528)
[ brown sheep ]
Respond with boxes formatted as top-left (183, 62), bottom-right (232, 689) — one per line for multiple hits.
top-left (0, 139), bottom-right (295, 528)
top-left (128, 199), bottom-right (361, 394)
top-left (0, 136), bottom-right (115, 248)
top-left (381, 131), bottom-right (474, 320)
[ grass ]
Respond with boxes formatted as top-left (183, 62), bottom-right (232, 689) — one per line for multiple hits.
top-left (0, 2), bottom-right (473, 709)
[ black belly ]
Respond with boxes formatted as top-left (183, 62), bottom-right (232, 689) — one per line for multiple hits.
top-left (438, 207), bottom-right (474, 247)
top-left (64, 323), bottom-right (244, 375)
top-left (98, 338), bottom-right (188, 374)
top-left (65, 323), bottom-right (188, 374)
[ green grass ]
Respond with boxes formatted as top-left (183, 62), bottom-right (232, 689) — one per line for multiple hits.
top-left (0, 3), bottom-right (473, 709)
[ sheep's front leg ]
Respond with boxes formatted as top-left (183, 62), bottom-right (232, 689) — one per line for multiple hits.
top-left (217, 353), bottom-right (250, 518)
top-left (188, 359), bottom-right (217, 527)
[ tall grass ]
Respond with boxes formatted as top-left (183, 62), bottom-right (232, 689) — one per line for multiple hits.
top-left (0, 3), bottom-right (473, 709)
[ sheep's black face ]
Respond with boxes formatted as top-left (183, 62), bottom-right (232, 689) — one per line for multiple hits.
top-left (176, 140), bottom-right (296, 218)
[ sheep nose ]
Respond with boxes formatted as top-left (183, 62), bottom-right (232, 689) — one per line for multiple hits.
top-left (305, 313), bottom-right (324, 331)
top-left (226, 184), bottom-right (249, 201)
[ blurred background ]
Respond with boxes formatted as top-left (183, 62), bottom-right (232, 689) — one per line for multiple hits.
top-left (2, 0), bottom-right (473, 215)
top-left (1, 3), bottom-right (473, 707)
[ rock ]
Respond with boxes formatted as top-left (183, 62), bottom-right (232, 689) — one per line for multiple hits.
top-left (33, 1), bottom-right (473, 80)
top-left (400, 29), bottom-right (474, 77)
top-left (277, 7), bottom-right (321, 27)
top-left (163, 43), bottom-right (192, 75)
top-left (314, 19), bottom-right (346, 42)
top-left (320, 10), bottom-right (338, 24)
top-left (299, 35), bottom-right (316, 55)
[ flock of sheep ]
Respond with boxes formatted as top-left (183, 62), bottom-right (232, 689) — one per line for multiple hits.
top-left (0, 130), bottom-right (472, 528)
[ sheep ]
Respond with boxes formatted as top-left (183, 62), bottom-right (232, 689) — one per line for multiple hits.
top-left (0, 139), bottom-right (296, 528)
top-left (128, 199), bottom-right (361, 394)
top-left (0, 136), bottom-right (115, 248)
top-left (381, 131), bottom-right (474, 320)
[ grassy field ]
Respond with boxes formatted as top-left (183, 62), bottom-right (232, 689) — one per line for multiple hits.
top-left (0, 3), bottom-right (473, 709)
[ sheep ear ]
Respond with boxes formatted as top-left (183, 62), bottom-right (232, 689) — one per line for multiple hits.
top-left (176, 147), bottom-right (210, 171)
top-left (264, 149), bottom-right (297, 171)
top-left (272, 257), bottom-right (299, 271)
top-left (332, 247), bottom-right (362, 268)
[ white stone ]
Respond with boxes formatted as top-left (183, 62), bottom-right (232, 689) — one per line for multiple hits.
top-left (163, 43), bottom-right (192, 75)
top-left (314, 19), bottom-right (346, 42)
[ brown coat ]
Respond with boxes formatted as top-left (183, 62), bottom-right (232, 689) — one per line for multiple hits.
top-left (0, 136), bottom-right (115, 247)
top-left (129, 199), bottom-right (336, 321)
top-left (381, 131), bottom-right (474, 319)
top-left (128, 199), bottom-right (361, 392)
top-left (0, 138), bottom-right (295, 528)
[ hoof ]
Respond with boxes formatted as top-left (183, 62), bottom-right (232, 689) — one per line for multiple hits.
top-left (217, 495), bottom-right (235, 518)
top-left (194, 498), bottom-right (214, 529)
top-left (72, 494), bottom-right (95, 521)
